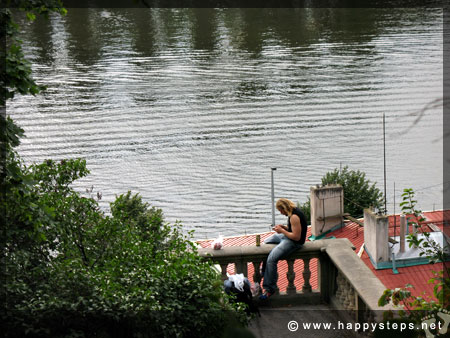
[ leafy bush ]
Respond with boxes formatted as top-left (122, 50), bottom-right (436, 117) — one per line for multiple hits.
top-left (298, 199), bottom-right (311, 225)
top-left (321, 166), bottom-right (383, 217)
top-left (298, 166), bottom-right (383, 221)
top-left (2, 4), bottom-right (246, 336)
top-left (111, 191), bottom-right (164, 243)
top-left (2, 157), bottom-right (245, 337)
top-left (2, 1), bottom-right (67, 106)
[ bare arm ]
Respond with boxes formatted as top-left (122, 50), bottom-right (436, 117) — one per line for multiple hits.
top-left (274, 215), bottom-right (301, 241)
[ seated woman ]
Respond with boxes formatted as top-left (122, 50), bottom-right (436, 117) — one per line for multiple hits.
top-left (260, 198), bottom-right (307, 300)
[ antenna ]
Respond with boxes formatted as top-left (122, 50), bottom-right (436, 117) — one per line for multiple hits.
top-left (394, 182), bottom-right (396, 239)
top-left (383, 113), bottom-right (387, 214)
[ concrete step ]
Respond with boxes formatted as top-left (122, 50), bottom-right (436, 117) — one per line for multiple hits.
top-left (248, 304), bottom-right (356, 338)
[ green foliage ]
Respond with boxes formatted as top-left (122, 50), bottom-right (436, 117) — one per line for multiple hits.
top-left (298, 198), bottom-right (311, 225)
top-left (378, 189), bottom-right (450, 324)
top-left (299, 166), bottom-right (383, 220)
top-left (321, 166), bottom-right (383, 217)
top-left (1, 3), bottom-right (246, 336)
top-left (3, 157), bottom-right (244, 337)
top-left (400, 188), bottom-right (448, 265)
top-left (378, 283), bottom-right (442, 323)
top-left (1, 4), bottom-right (245, 329)
top-left (2, 1), bottom-right (66, 106)
top-left (111, 191), bottom-right (164, 243)
top-left (0, 116), bottom-right (25, 187)
top-left (0, 115), bottom-right (24, 150)
top-left (4, 41), bottom-right (46, 101)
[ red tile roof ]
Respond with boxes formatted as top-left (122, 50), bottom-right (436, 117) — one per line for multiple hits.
top-left (197, 210), bottom-right (449, 301)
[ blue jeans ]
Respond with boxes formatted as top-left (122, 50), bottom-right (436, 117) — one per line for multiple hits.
top-left (262, 233), bottom-right (303, 294)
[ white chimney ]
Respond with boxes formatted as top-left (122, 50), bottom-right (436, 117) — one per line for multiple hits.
top-left (364, 208), bottom-right (389, 264)
top-left (310, 184), bottom-right (344, 237)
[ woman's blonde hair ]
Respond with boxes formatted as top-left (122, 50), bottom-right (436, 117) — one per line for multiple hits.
top-left (276, 198), bottom-right (297, 216)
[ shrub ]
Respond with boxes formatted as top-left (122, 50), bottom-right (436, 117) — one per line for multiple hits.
top-left (298, 166), bottom-right (383, 221)
top-left (321, 166), bottom-right (383, 217)
top-left (2, 158), bottom-right (245, 337)
top-left (378, 189), bottom-right (449, 337)
top-left (2, 4), bottom-right (246, 336)
top-left (298, 199), bottom-right (311, 225)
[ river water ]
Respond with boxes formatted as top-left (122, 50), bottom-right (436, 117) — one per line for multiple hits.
top-left (8, 8), bottom-right (444, 239)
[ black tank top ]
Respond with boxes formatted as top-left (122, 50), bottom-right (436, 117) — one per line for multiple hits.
top-left (287, 207), bottom-right (307, 245)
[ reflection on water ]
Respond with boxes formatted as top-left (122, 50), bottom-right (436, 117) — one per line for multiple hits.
top-left (9, 8), bottom-right (443, 239)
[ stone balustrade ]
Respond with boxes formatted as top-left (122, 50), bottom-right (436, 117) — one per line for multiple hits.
top-left (198, 238), bottom-right (393, 325)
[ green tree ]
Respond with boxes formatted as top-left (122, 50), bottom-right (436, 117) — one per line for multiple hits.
top-left (321, 166), bottom-right (384, 218)
top-left (298, 199), bottom-right (311, 224)
top-left (299, 166), bottom-right (383, 223)
top-left (1, 1), bottom-right (66, 189)
top-left (1, 3), bottom-right (247, 336)
top-left (1, 1), bottom-right (66, 105)
top-left (3, 149), bottom-right (246, 338)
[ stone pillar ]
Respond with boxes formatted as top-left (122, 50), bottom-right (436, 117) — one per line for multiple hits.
top-left (252, 261), bottom-right (262, 287)
top-left (220, 263), bottom-right (228, 281)
top-left (363, 209), bottom-right (389, 265)
top-left (319, 253), bottom-right (336, 303)
top-left (302, 258), bottom-right (312, 293)
top-left (311, 184), bottom-right (344, 237)
top-left (286, 259), bottom-right (297, 295)
top-left (235, 259), bottom-right (248, 277)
